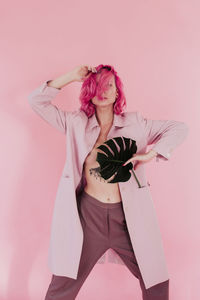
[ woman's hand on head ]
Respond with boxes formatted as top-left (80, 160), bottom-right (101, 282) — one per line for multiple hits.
top-left (123, 150), bottom-right (158, 170)
top-left (70, 65), bottom-right (97, 82)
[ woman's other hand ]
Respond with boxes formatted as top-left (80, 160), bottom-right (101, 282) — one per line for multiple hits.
top-left (123, 150), bottom-right (158, 170)
top-left (70, 65), bottom-right (97, 82)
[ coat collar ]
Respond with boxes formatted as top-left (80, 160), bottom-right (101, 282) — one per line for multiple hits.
top-left (86, 110), bottom-right (133, 130)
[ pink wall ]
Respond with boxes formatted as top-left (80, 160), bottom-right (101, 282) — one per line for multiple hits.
top-left (1, 0), bottom-right (197, 299)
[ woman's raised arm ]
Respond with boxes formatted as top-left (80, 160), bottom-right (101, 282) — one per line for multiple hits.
top-left (27, 66), bottom-right (97, 134)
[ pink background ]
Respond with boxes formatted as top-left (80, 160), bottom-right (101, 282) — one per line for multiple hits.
top-left (0, 0), bottom-right (198, 299)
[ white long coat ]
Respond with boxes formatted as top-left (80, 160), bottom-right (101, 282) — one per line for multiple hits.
top-left (28, 80), bottom-right (189, 289)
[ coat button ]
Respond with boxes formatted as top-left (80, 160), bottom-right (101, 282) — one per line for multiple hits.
top-left (63, 174), bottom-right (70, 178)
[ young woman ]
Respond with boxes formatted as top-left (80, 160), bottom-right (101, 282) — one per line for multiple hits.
top-left (28, 64), bottom-right (189, 299)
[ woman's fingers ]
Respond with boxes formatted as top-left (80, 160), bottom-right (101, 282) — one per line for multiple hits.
top-left (123, 154), bottom-right (137, 166)
top-left (123, 153), bottom-right (152, 167)
top-left (79, 65), bottom-right (97, 82)
top-left (86, 65), bottom-right (97, 73)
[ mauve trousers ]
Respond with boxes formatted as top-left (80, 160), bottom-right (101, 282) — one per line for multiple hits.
top-left (44, 190), bottom-right (169, 300)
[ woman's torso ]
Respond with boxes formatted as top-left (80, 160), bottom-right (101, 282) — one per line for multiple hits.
top-left (83, 125), bottom-right (122, 204)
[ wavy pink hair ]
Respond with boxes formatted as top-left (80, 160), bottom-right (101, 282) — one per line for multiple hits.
top-left (79, 64), bottom-right (127, 118)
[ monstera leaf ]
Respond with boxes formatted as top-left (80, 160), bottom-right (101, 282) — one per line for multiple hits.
top-left (91, 136), bottom-right (142, 187)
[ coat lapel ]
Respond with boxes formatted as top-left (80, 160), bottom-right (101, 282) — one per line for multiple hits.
top-left (86, 109), bottom-right (134, 130)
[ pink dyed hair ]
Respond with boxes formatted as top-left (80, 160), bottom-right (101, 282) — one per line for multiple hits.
top-left (79, 64), bottom-right (127, 118)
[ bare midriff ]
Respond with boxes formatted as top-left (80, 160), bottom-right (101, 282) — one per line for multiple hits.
top-left (83, 127), bottom-right (122, 204)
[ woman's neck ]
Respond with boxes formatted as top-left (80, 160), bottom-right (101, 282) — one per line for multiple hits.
top-left (95, 108), bottom-right (114, 127)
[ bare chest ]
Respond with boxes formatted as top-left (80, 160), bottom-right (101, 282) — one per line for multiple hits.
top-left (83, 127), bottom-right (122, 203)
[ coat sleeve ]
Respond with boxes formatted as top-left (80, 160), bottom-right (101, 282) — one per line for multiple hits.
top-left (136, 111), bottom-right (189, 162)
top-left (27, 80), bottom-right (70, 134)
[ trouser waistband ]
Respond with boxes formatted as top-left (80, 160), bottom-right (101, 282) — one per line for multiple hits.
top-left (80, 190), bottom-right (123, 209)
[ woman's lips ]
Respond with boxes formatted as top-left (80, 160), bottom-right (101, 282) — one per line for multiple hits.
top-left (98, 97), bottom-right (108, 100)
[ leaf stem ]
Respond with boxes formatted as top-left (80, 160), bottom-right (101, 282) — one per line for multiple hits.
top-left (130, 169), bottom-right (142, 188)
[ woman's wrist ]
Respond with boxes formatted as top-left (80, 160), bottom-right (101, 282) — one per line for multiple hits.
top-left (47, 72), bottom-right (76, 89)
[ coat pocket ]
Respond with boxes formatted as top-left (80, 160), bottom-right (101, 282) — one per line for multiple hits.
top-left (137, 181), bottom-right (151, 188)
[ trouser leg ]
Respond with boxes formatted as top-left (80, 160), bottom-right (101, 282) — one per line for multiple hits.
top-left (44, 239), bottom-right (108, 300)
top-left (113, 249), bottom-right (169, 300)
top-left (44, 191), bottom-right (110, 300)
top-left (108, 203), bottom-right (169, 300)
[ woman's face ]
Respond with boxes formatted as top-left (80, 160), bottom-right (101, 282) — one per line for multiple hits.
top-left (91, 75), bottom-right (117, 107)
